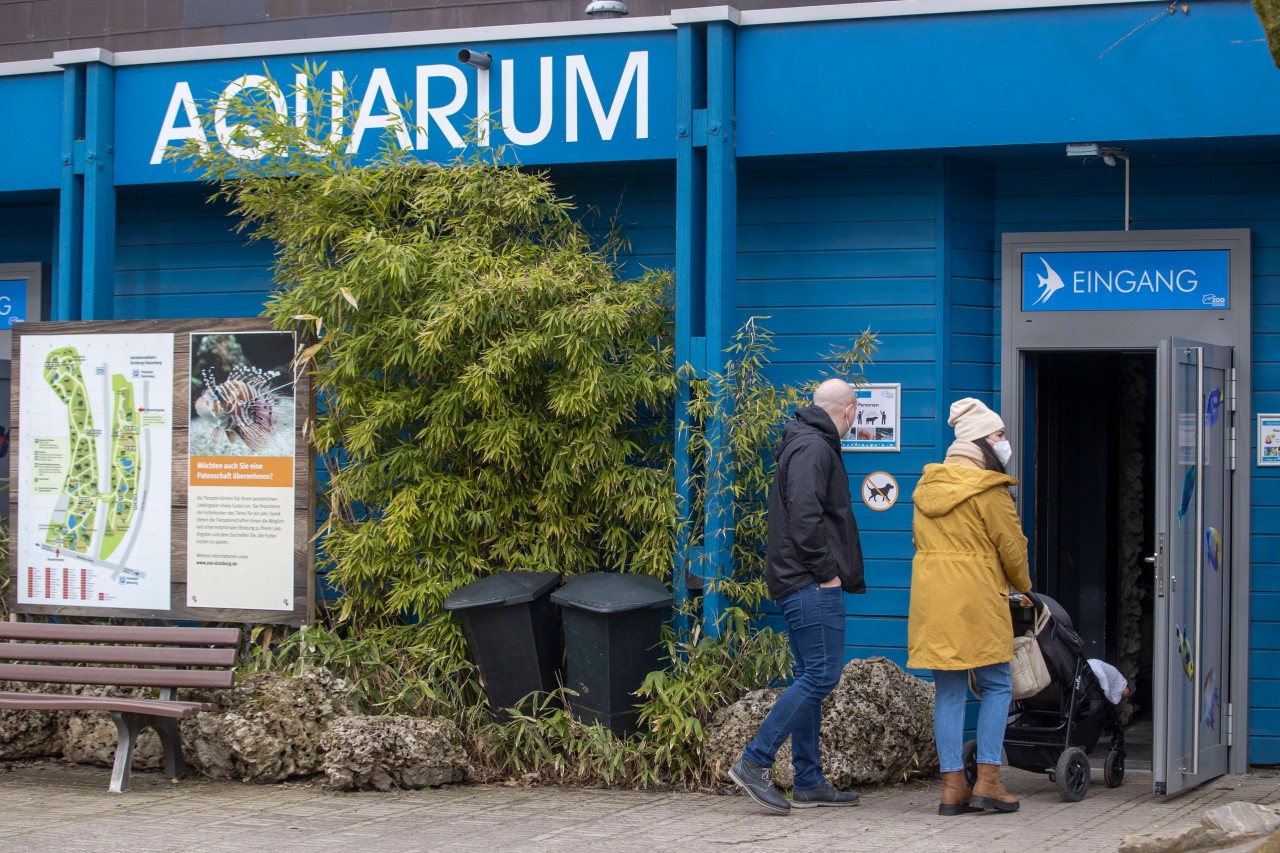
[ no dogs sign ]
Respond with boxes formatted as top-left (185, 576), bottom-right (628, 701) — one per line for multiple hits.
top-left (861, 472), bottom-right (899, 511)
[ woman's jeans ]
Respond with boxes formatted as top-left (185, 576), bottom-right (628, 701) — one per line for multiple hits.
top-left (742, 583), bottom-right (845, 791)
top-left (932, 663), bottom-right (1012, 772)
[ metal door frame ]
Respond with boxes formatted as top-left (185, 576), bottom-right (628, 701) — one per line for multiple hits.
top-left (1000, 229), bottom-right (1252, 778)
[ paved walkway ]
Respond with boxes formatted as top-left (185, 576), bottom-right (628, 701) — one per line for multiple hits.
top-left (2, 762), bottom-right (1278, 852)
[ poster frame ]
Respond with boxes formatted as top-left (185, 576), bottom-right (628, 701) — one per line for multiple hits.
top-left (7, 318), bottom-right (314, 625)
top-left (841, 382), bottom-right (902, 453)
top-left (1260, 413), bottom-right (1280, 467)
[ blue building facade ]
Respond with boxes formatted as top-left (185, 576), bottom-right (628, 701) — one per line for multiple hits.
top-left (1, 0), bottom-right (1278, 783)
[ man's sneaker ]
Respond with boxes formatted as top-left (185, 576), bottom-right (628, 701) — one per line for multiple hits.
top-left (729, 757), bottom-right (791, 814)
top-left (791, 782), bottom-right (861, 808)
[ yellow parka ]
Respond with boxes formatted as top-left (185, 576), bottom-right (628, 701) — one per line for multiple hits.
top-left (906, 456), bottom-right (1032, 671)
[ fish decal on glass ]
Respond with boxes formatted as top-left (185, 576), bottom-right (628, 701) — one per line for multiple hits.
top-left (1203, 668), bottom-right (1221, 730)
top-left (1204, 527), bottom-right (1222, 573)
top-left (195, 365), bottom-right (287, 452)
top-left (1205, 387), bottom-right (1222, 429)
top-left (1178, 466), bottom-right (1196, 526)
top-left (1176, 625), bottom-right (1195, 681)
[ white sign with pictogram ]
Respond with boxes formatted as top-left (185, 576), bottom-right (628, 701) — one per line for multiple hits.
top-left (861, 472), bottom-right (899, 511)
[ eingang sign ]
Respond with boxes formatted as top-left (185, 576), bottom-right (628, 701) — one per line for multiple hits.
top-left (1021, 250), bottom-right (1231, 312)
top-left (114, 32), bottom-right (676, 183)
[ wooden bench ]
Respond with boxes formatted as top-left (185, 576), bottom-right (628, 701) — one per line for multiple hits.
top-left (0, 622), bottom-right (240, 792)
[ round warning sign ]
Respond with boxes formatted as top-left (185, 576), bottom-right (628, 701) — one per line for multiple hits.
top-left (862, 472), bottom-right (899, 511)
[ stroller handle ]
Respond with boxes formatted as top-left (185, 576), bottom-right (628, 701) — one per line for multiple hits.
top-left (1010, 590), bottom-right (1045, 610)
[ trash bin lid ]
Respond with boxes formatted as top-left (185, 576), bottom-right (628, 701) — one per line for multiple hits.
top-left (550, 572), bottom-right (672, 614)
top-left (442, 571), bottom-right (562, 611)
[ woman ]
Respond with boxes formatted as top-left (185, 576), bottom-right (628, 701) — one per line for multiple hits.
top-left (908, 398), bottom-right (1032, 815)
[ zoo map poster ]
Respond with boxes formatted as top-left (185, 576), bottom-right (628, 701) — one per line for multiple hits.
top-left (16, 333), bottom-right (174, 609)
top-left (186, 330), bottom-right (297, 611)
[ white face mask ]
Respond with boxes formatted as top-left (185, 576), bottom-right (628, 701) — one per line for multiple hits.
top-left (991, 439), bottom-right (1013, 467)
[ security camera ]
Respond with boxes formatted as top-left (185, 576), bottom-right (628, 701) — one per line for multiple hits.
top-left (457, 49), bottom-right (492, 70)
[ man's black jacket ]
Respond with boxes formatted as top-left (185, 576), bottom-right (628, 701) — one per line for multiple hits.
top-left (765, 405), bottom-right (866, 600)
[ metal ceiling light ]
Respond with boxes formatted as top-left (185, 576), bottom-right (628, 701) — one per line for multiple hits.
top-left (585, 0), bottom-right (629, 18)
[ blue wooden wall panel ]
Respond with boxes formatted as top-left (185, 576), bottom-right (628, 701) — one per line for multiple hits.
top-left (0, 202), bottom-right (56, 265)
top-left (114, 186), bottom-right (271, 320)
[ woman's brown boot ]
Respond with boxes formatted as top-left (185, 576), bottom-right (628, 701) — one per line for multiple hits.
top-left (970, 764), bottom-right (1020, 812)
top-left (938, 770), bottom-right (980, 816)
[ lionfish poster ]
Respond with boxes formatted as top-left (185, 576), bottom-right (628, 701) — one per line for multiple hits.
top-left (186, 331), bottom-right (298, 612)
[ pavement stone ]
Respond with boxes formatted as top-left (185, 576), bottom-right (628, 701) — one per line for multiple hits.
top-left (1, 762), bottom-right (1279, 852)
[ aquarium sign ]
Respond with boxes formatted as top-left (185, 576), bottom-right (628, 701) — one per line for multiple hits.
top-left (1022, 250), bottom-right (1230, 312)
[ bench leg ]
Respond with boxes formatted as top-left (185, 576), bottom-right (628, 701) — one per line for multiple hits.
top-left (109, 712), bottom-right (145, 793)
top-left (154, 717), bottom-right (188, 781)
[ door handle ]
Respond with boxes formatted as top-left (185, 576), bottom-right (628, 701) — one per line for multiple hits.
top-left (1147, 533), bottom-right (1166, 598)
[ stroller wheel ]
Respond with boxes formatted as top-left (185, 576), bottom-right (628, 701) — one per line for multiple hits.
top-left (1104, 748), bottom-right (1125, 788)
top-left (962, 740), bottom-right (978, 788)
top-left (1055, 747), bottom-right (1091, 802)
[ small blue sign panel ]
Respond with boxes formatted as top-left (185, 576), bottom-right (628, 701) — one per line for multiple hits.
top-left (1021, 250), bottom-right (1230, 312)
top-left (0, 279), bottom-right (29, 328)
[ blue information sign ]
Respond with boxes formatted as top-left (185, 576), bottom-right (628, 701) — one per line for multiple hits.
top-left (0, 279), bottom-right (29, 328)
top-left (1021, 250), bottom-right (1230, 312)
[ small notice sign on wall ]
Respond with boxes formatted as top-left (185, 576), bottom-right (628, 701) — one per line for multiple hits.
top-left (842, 384), bottom-right (900, 452)
top-left (861, 472), bottom-right (899, 511)
top-left (1260, 414), bottom-right (1280, 467)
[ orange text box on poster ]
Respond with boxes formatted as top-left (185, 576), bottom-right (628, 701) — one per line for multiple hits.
top-left (189, 456), bottom-right (294, 488)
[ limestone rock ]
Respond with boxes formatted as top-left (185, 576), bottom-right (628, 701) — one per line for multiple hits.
top-left (1120, 802), bottom-right (1280, 853)
top-left (706, 657), bottom-right (939, 788)
top-left (321, 715), bottom-right (470, 791)
top-left (1205, 803), bottom-right (1280, 837)
top-left (0, 683), bottom-right (63, 760)
top-left (180, 668), bottom-right (355, 783)
top-left (62, 712), bottom-right (163, 770)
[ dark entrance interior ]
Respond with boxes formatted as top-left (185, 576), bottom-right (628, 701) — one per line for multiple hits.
top-left (1027, 350), bottom-right (1156, 763)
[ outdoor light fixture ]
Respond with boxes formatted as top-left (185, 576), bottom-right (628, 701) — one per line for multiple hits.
top-left (457, 49), bottom-right (492, 70)
top-left (585, 0), bottom-right (629, 18)
top-left (1066, 143), bottom-right (1133, 231)
top-left (1101, 146), bottom-right (1129, 167)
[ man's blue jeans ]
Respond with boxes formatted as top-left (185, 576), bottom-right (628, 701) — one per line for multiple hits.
top-left (742, 583), bottom-right (845, 791)
top-left (932, 663), bottom-right (1012, 771)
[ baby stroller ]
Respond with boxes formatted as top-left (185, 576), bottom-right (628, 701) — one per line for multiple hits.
top-left (962, 592), bottom-right (1126, 802)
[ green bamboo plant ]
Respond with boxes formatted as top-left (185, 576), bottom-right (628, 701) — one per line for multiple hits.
top-left (172, 70), bottom-right (877, 787)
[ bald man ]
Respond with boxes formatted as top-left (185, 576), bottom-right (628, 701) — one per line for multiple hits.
top-left (730, 378), bottom-right (866, 814)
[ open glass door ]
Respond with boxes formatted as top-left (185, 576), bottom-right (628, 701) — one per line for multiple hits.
top-left (1153, 339), bottom-right (1232, 795)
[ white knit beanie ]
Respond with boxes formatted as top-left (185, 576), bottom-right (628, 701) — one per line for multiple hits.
top-left (948, 397), bottom-right (1005, 441)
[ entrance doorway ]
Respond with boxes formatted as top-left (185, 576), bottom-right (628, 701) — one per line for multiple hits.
top-left (1026, 350), bottom-right (1157, 767)
top-left (1000, 228), bottom-right (1252, 791)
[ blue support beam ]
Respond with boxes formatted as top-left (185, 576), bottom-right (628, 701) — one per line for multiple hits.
top-left (674, 21), bottom-right (707, 640)
top-left (81, 61), bottom-right (116, 321)
top-left (56, 64), bottom-right (84, 321)
top-left (55, 51), bottom-right (117, 323)
top-left (701, 20), bottom-right (737, 639)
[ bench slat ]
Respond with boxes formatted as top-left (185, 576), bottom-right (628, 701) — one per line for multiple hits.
top-left (0, 624), bottom-right (240, 647)
top-left (0, 643), bottom-right (236, 668)
top-left (0, 692), bottom-right (217, 718)
top-left (0, 663), bottom-right (234, 689)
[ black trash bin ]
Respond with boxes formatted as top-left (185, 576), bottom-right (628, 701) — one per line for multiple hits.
top-left (551, 572), bottom-right (672, 736)
top-left (443, 571), bottom-right (562, 719)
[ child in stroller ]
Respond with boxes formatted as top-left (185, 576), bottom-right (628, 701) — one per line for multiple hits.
top-left (963, 592), bottom-right (1127, 802)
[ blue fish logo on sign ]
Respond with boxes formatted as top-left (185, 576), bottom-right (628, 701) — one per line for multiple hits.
top-left (1022, 250), bottom-right (1230, 312)
top-left (1032, 258), bottom-right (1067, 306)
